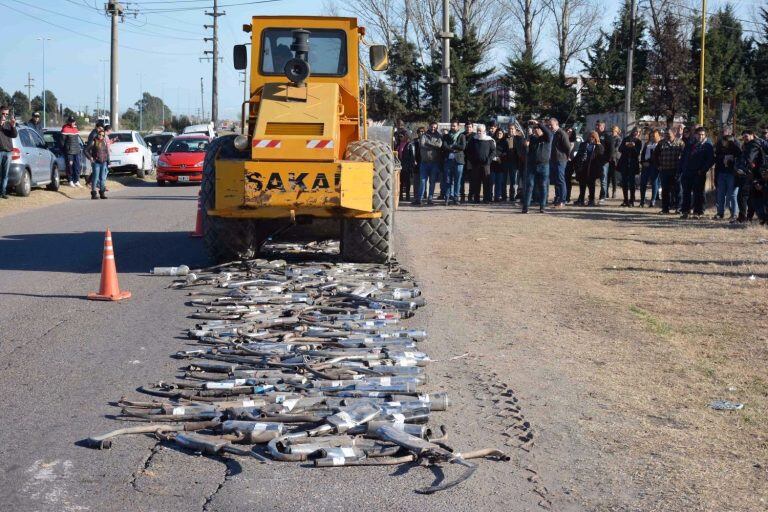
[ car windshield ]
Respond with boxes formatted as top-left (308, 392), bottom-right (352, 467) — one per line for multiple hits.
top-left (145, 135), bottom-right (173, 153)
top-left (111, 133), bottom-right (134, 143)
top-left (166, 139), bottom-right (209, 153)
top-left (260, 28), bottom-right (346, 76)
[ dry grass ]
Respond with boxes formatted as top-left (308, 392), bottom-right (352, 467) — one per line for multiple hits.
top-left (397, 200), bottom-right (768, 511)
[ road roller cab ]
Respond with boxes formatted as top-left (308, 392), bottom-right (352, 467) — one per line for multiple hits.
top-left (201, 16), bottom-right (395, 263)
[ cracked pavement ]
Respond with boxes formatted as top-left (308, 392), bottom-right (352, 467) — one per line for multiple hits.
top-left (0, 182), bottom-right (544, 511)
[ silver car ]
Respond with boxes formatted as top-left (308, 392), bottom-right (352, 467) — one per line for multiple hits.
top-left (7, 124), bottom-right (60, 195)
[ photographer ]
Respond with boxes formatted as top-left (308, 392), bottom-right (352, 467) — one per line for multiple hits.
top-left (522, 120), bottom-right (553, 213)
top-left (0, 106), bottom-right (18, 199)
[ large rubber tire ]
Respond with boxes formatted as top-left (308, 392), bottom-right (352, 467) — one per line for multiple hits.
top-left (200, 135), bottom-right (276, 263)
top-left (136, 160), bottom-right (146, 179)
top-left (16, 170), bottom-right (31, 197)
top-left (341, 140), bottom-right (395, 263)
top-left (47, 164), bottom-right (60, 191)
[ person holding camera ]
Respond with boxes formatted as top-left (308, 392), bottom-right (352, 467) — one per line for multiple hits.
top-left (0, 106), bottom-right (18, 199)
top-left (522, 120), bottom-right (553, 213)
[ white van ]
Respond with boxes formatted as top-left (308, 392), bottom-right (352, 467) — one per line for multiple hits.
top-left (183, 123), bottom-right (216, 139)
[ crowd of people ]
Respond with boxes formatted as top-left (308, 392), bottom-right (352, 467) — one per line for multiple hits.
top-left (394, 118), bottom-right (768, 223)
top-left (0, 105), bottom-right (115, 200)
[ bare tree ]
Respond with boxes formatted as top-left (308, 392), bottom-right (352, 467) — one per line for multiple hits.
top-left (546, 0), bottom-right (602, 78)
top-left (341, 0), bottom-right (400, 46)
top-left (320, 0), bottom-right (340, 16)
top-left (450, 0), bottom-right (512, 48)
top-left (508, 0), bottom-right (549, 59)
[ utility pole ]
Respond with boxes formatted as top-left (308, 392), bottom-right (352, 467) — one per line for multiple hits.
top-left (200, 77), bottom-right (205, 123)
top-left (698, 0), bottom-right (707, 126)
top-left (106, 1), bottom-right (124, 130)
top-left (25, 73), bottom-right (35, 112)
top-left (37, 37), bottom-right (51, 128)
top-left (138, 73), bottom-right (143, 131)
top-left (161, 83), bottom-right (166, 129)
top-left (438, 0), bottom-right (452, 123)
top-left (203, 0), bottom-right (225, 126)
top-left (624, 0), bottom-right (637, 133)
top-left (239, 71), bottom-right (247, 134)
top-left (99, 58), bottom-right (108, 121)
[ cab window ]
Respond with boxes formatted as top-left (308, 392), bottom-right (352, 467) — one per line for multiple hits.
top-left (260, 28), bottom-right (347, 77)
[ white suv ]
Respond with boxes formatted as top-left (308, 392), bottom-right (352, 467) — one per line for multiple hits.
top-left (108, 130), bottom-right (154, 178)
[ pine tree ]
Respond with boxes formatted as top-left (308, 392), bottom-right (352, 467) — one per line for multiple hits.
top-left (746, 7), bottom-right (768, 126)
top-left (424, 28), bottom-right (495, 121)
top-left (580, 0), bottom-right (649, 115)
top-left (503, 55), bottom-right (576, 121)
top-left (366, 77), bottom-right (405, 122)
top-left (647, 6), bottom-right (693, 125)
top-left (385, 36), bottom-right (424, 119)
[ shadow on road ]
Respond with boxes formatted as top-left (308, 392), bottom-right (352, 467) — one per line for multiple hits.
top-left (0, 230), bottom-right (207, 274)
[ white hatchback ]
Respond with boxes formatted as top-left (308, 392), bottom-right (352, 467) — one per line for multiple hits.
top-left (108, 130), bottom-right (155, 178)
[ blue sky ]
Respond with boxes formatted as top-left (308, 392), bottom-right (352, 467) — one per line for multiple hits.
top-left (0, 0), bottom-right (756, 123)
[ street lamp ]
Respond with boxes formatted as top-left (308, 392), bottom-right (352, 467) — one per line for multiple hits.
top-left (37, 37), bottom-right (51, 128)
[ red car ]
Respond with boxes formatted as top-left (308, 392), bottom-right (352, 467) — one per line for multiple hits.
top-left (156, 135), bottom-right (211, 185)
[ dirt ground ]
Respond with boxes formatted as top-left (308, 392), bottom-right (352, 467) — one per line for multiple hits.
top-left (396, 198), bottom-right (768, 511)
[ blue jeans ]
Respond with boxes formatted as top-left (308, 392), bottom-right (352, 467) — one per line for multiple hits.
top-left (716, 172), bottom-right (738, 217)
top-left (550, 161), bottom-right (567, 204)
top-left (0, 150), bottom-right (10, 194)
top-left (67, 153), bottom-right (82, 183)
top-left (639, 164), bottom-right (660, 204)
top-left (91, 161), bottom-right (109, 193)
top-left (600, 163), bottom-right (609, 199)
top-left (417, 161), bottom-right (441, 201)
top-left (524, 163), bottom-right (550, 210)
top-left (492, 171), bottom-right (506, 200)
top-left (445, 159), bottom-right (463, 200)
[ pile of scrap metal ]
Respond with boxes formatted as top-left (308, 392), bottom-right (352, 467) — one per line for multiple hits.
top-left (86, 251), bottom-right (508, 493)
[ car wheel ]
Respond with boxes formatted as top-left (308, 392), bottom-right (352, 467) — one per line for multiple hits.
top-left (157, 179), bottom-right (166, 186)
top-left (16, 169), bottom-right (32, 197)
top-left (47, 164), bottom-right (60, 191)
top-left (137, 159), bottom-right (146, 179)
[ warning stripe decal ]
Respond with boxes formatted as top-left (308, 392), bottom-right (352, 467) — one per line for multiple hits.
top-left (252, 139), bottom-right (282, 148)
top-left (306, 139), bottom-right (334, 149)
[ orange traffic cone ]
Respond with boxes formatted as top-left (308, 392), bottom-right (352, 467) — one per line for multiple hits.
top-left (88, 229), bottom-right (132, 301)
top-left (190, 191), bottom-right (204, 238)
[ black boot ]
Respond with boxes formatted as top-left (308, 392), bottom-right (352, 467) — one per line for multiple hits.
top-left (99, 191), bottom-right (107, 199)
top-left (91, 190), bottom-right (98, 200)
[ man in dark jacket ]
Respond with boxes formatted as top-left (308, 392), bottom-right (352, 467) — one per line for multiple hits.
top-left (27, 112), bottom-right (43, 135)
top-left (679, 126), bottom-right (714, 219)
top-left (443, 121), bottom-right (466, 205)
top-left (0, 106), bottom-right (18, 199)
top-left (652, 127), bottom-right (685, 214)
top-left (736, 130), bottom-right (766, 223)
top-left (595, 120), bottom-right (613, 204)
top-left (466, 124), bottom-right (495, 203)
top-left (548, 117), bottom-right (571, 207)
top-left (617, 127), bottom-right (642, 206)
top-left (62, 116), bottom-right (83, 187)
top-left (414, 121), bottom-right (443, 205)
top-left (462, 122), bottom-right (475, 202)
top-left (508, 125), bottom-right (527, 203)
top-left (523, 120), bottom-right (553, 213)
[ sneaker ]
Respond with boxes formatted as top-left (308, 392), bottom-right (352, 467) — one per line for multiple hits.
top-left (427, 199), bottom-right (435, 205)
top-left (521, 209), bottom-right (528, 214)
top-left (69, 181), bottom-right (76, 188)
top-left (680, 213), bottom-right (689, 219)
top-left (0, 193), bottom-right (7, 199)
top-left (658, 210), bottom-right (669, 215)
top-left (75, 182), bottom-right (82, 188)
top-left (410, 200), bottom-right (422, 206)
top-left (539, 208), bottom-right (547, 213)
top-left (712, 214), bottom-right (723, 220)
top-left (598, 199), bottom-right (606, 205)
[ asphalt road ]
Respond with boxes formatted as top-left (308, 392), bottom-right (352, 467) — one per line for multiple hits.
top-left (0, 183), bottom-right (542, 512)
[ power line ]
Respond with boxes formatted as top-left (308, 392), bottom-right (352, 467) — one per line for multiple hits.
top-left (14, 0), bottom-right (202, 41)
top-left (133, 0), bottom-right (282, 13)
top-left (0, 1), bottom-right (200, 53)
